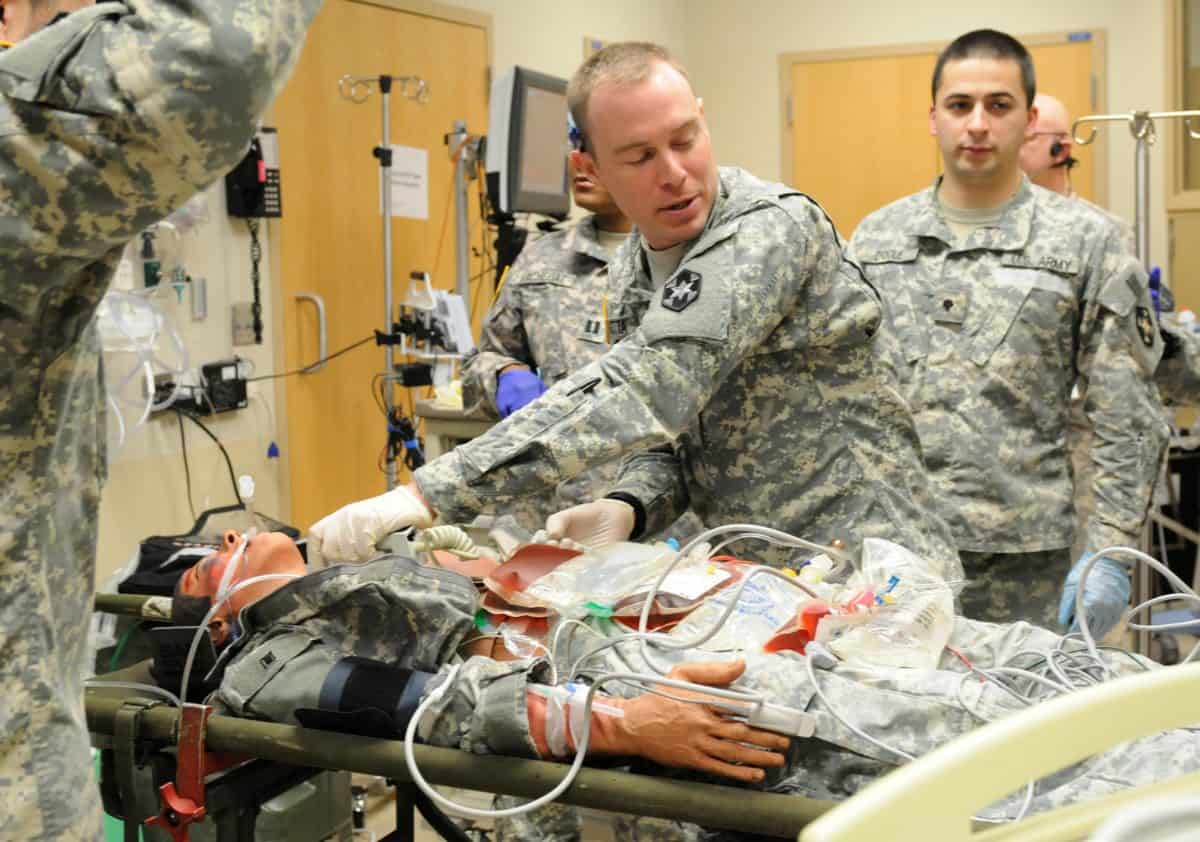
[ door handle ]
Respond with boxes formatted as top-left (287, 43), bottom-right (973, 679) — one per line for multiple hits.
top-left (294, 293), bottom-right (327, 373)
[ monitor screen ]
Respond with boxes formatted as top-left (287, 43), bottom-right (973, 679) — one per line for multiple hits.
top-left (487, 66), bottom-right (570, 216)
top-left (519, 86), bottom-right (569, 196)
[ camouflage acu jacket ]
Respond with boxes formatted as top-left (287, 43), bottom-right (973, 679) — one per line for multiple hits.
top-left (415, 167), bottom-right (959, 576)
top-left (849, 178), bottom-right (1168, 555)
top-left (463, 215), bottom-right (616, 411)
top-left (215, 556), bottom-right (545, 758)
top-left (460, 215), bottom-right (626, 527)
top-left (0, 3), bottom-right (319, 838)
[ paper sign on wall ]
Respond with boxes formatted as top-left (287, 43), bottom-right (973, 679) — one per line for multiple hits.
top-left (381, 145), bottom-right (429, 219)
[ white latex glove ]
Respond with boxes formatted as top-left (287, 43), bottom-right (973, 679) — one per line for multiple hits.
top-left (544, 499), bottom-right (635, 548)
top-left (309, 485), bottom-right (434, 563)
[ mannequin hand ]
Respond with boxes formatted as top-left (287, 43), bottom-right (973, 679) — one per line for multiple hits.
top-left (616, 661), bottom-right (789, 783)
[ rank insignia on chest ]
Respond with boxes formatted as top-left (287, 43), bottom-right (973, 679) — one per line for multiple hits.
top-left (662, 269), bottom-right (702, 312)
top-left (1135, 306), bottom-right (1156, 348)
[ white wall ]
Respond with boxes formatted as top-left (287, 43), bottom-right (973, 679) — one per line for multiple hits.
top-left (95, 183), bottom-right (288, 585)
top-left (451, 0), bottom-right (688, 82)
top-left (685, 0), bottom-right (1168, 262)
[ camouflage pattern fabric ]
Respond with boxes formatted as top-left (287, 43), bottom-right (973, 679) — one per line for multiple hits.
top-left (848, 178), bottom-right (1169, 566)
top-left (1074, 194), bottom-right (1136, 256)
top-left (1156, 317), bottom-right (1200, 408)
top-left (210, 561), bottom-right (1200, 836)
top-left (214, 556), bottom-right (544, 759)
top-left (0, 2), bottom-right (319, 838)
top-left (461, 215), bottom-right (701, 543)
top-left (462, 216), bottom-right (617, 533)
top-left (416, 167), bottom-right (961, 578)
top-left (958, 548), bottom-right (1073, 628)
top-left (493, 797), bottom-right (584, 842)
top-left (570, 614), bottom-right (1180, 834)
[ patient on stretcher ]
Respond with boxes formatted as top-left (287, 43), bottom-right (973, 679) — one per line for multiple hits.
top-left (171, 529), bottom-right (790, 784)
top-left (169, 528), bottom-right (1200, 821)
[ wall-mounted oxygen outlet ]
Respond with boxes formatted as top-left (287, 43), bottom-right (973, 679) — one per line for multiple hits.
top-left (232, 302), bottom-right (256, 345)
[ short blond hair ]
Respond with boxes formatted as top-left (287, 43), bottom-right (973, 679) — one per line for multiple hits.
top-left (567, 42), bottom-right (690, 153)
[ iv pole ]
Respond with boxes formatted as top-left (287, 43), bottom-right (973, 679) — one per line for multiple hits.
top-left (1073, 109), bottom-right (1200, 268)
top-left (445, 120), bottom-right (484, 301)
top-left (338, 73), bottom-right (430, 490)
top-left (1073, 109), bottom-right (1200, 656)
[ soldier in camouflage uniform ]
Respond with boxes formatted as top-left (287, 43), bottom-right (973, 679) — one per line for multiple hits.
top-left (178, 534), bottom-right (1199, 837)
top-left (462, 167), bottom-right (631, 533)
top-left (0, 1), bottom-right (319, 838)
top-left (848, 31), bottom-right (1169, 631)
top-left (311, 43), bottom-right (962, 586)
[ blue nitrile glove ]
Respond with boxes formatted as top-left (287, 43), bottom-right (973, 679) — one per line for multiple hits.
top-left (496, 368), bottom-right (548, 417)
top-left (1057, 554), bottom-right (1131, 639)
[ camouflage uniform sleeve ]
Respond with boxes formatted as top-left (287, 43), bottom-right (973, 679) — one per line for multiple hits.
top-left (413, 202), bottom-right (832, 522)
top-left (0, 0), bottom-right (320, 256)
top-left (420, 657), bottom-right (542, 758)
top-left (1156, 318), bottom-right (1200, 406)
top-left (610, 445), bottom-right (691, 537)
top-left (461, 256), bottom-right (537, 417)
top-left (1078, 231), bottom-right (1171, 553)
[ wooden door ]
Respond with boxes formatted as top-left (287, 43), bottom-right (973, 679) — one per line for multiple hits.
top-left (274, 0), bottom-right (490, 530)
top-left (786, 33), bottom-right (1104, 237)
top-left (790, 52), bottom-right (940, 238)
top-left (1028, 40), bottom-right (1097, 204)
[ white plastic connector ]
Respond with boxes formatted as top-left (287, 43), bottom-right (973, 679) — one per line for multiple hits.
top-left (747, 701), bottom-right (816, 738)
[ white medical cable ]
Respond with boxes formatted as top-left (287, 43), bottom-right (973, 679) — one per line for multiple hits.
top-left (179, 572), bottom-right (301, 703)
top-left (805, 646), bottom-right (1036, 824)
top-left (403, 667), bottom-right (781, 820)
top-left (85, 679), bottom-right (181, 708)
top-left (1074, 546), bottom-right (1195, 678)
top-left (106, 391), bottom-right (127, 452)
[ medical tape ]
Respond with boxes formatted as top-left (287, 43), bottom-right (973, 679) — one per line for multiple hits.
top-left (565, 681), bottom-right (623, 748)
top-left (528, 685), bottom-right (570, 757)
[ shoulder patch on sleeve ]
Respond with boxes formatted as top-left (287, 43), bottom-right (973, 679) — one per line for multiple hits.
top-left (661, 270), bottom-right (701, 312)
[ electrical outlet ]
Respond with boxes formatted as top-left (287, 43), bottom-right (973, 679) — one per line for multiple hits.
top-left (232, 302), bottom-right (256, 346)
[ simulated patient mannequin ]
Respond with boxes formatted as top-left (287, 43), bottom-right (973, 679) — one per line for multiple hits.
top-left (172, 530), bottom-right (789, 783)
top-left (172, 531), bottom-right (1200, 825)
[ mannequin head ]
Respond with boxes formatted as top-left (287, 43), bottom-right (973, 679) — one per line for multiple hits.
top-left (172, 530), bottom-right (305, 645)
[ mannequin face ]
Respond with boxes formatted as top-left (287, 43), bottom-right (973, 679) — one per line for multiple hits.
top-left (177, 530), bottom-right (305, 644)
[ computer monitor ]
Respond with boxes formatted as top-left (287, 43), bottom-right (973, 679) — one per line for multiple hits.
top-left (486, 66), bottom-right (571, 216)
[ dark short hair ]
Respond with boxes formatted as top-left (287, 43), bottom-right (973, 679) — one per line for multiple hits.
top-left (172, 574), bottom-right (213, 628)
top-left (932, 29), bottom-right (1036, 107)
